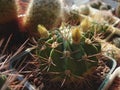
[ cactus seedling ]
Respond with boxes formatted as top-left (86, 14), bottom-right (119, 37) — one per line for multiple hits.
top-left (36, 24), bottom-right (102, 89)
top-left (23, 0), bottom-right (63, 37)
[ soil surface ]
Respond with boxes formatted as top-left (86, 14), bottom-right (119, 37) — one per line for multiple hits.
top-left (108, 77), bottom-right (120, 90)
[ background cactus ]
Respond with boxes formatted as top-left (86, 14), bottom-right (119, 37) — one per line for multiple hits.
top-left (23, 0), bottom-right (63, 37)
top-left (0, 0), bottom-right (22, 38)
top-left (0, 0), bottom-right (17, 24)
top-left (90, 0), bottom-right (111, 10)
top-left (36, 23), bottom-right (104, 89)
top-left (90, 0), bottom-right (102, 9)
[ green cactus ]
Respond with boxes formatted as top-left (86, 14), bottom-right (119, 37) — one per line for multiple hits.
top-left (36, 23), bottom-right (102, 89)
top-left (23, 0), bottom-right (62, 37)
top-left (0, 0), bottom-right (17, 24)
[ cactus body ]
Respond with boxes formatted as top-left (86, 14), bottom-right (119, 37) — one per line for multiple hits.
top-left (37, 24), bottom-right (101, 88)
top-left (0, 0), bottom-right (21, 38)
top-left (23, 0), bottom-right (63, 37)
top-left (0, 0), bottom-right (17, 24)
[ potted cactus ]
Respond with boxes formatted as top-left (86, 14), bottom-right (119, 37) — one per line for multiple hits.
top-left (35, 23), bottom-right (117, 90)
top-left (0, 0), bottom-right (119, 90)
top-left (8, 22), bottom-right (117, 90)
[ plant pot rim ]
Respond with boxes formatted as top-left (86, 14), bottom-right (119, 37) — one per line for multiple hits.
top-left (99, 66), bottom-right (120, 90)
top-left (98, 55), bottom-right (117, 90)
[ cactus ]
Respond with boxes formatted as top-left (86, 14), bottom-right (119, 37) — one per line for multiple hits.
top-left (0, 0), bottom-right (17, 24)
top-left (0, 0), bottom-right (22, 38)
top-left (36, 23), bottom-right (102, 89)
top-left (23, 0), bottom-right (63, 37)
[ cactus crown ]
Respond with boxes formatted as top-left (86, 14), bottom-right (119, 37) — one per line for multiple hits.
top-left (36, 23), bottom-right (101, 84)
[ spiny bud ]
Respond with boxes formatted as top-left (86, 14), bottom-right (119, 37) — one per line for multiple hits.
top-left (72, 27), bottom-right (82, 44)
top-left (38, 25), bottom-right (49, 38)
top-left (80, 17), bottom-right (91, 32)
top-left (59, 22), bottom-right (68, 30)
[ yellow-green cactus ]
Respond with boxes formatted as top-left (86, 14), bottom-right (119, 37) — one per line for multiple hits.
top-left (36, 24), bottom-right (102, 89)
top-left (23, 0), bottom-right (63, 37)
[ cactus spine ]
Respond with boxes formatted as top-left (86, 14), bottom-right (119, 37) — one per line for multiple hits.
top-left (36, 23), bottom-right (101, 89)
top-left (23, 0), bottom-right (63, 37)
